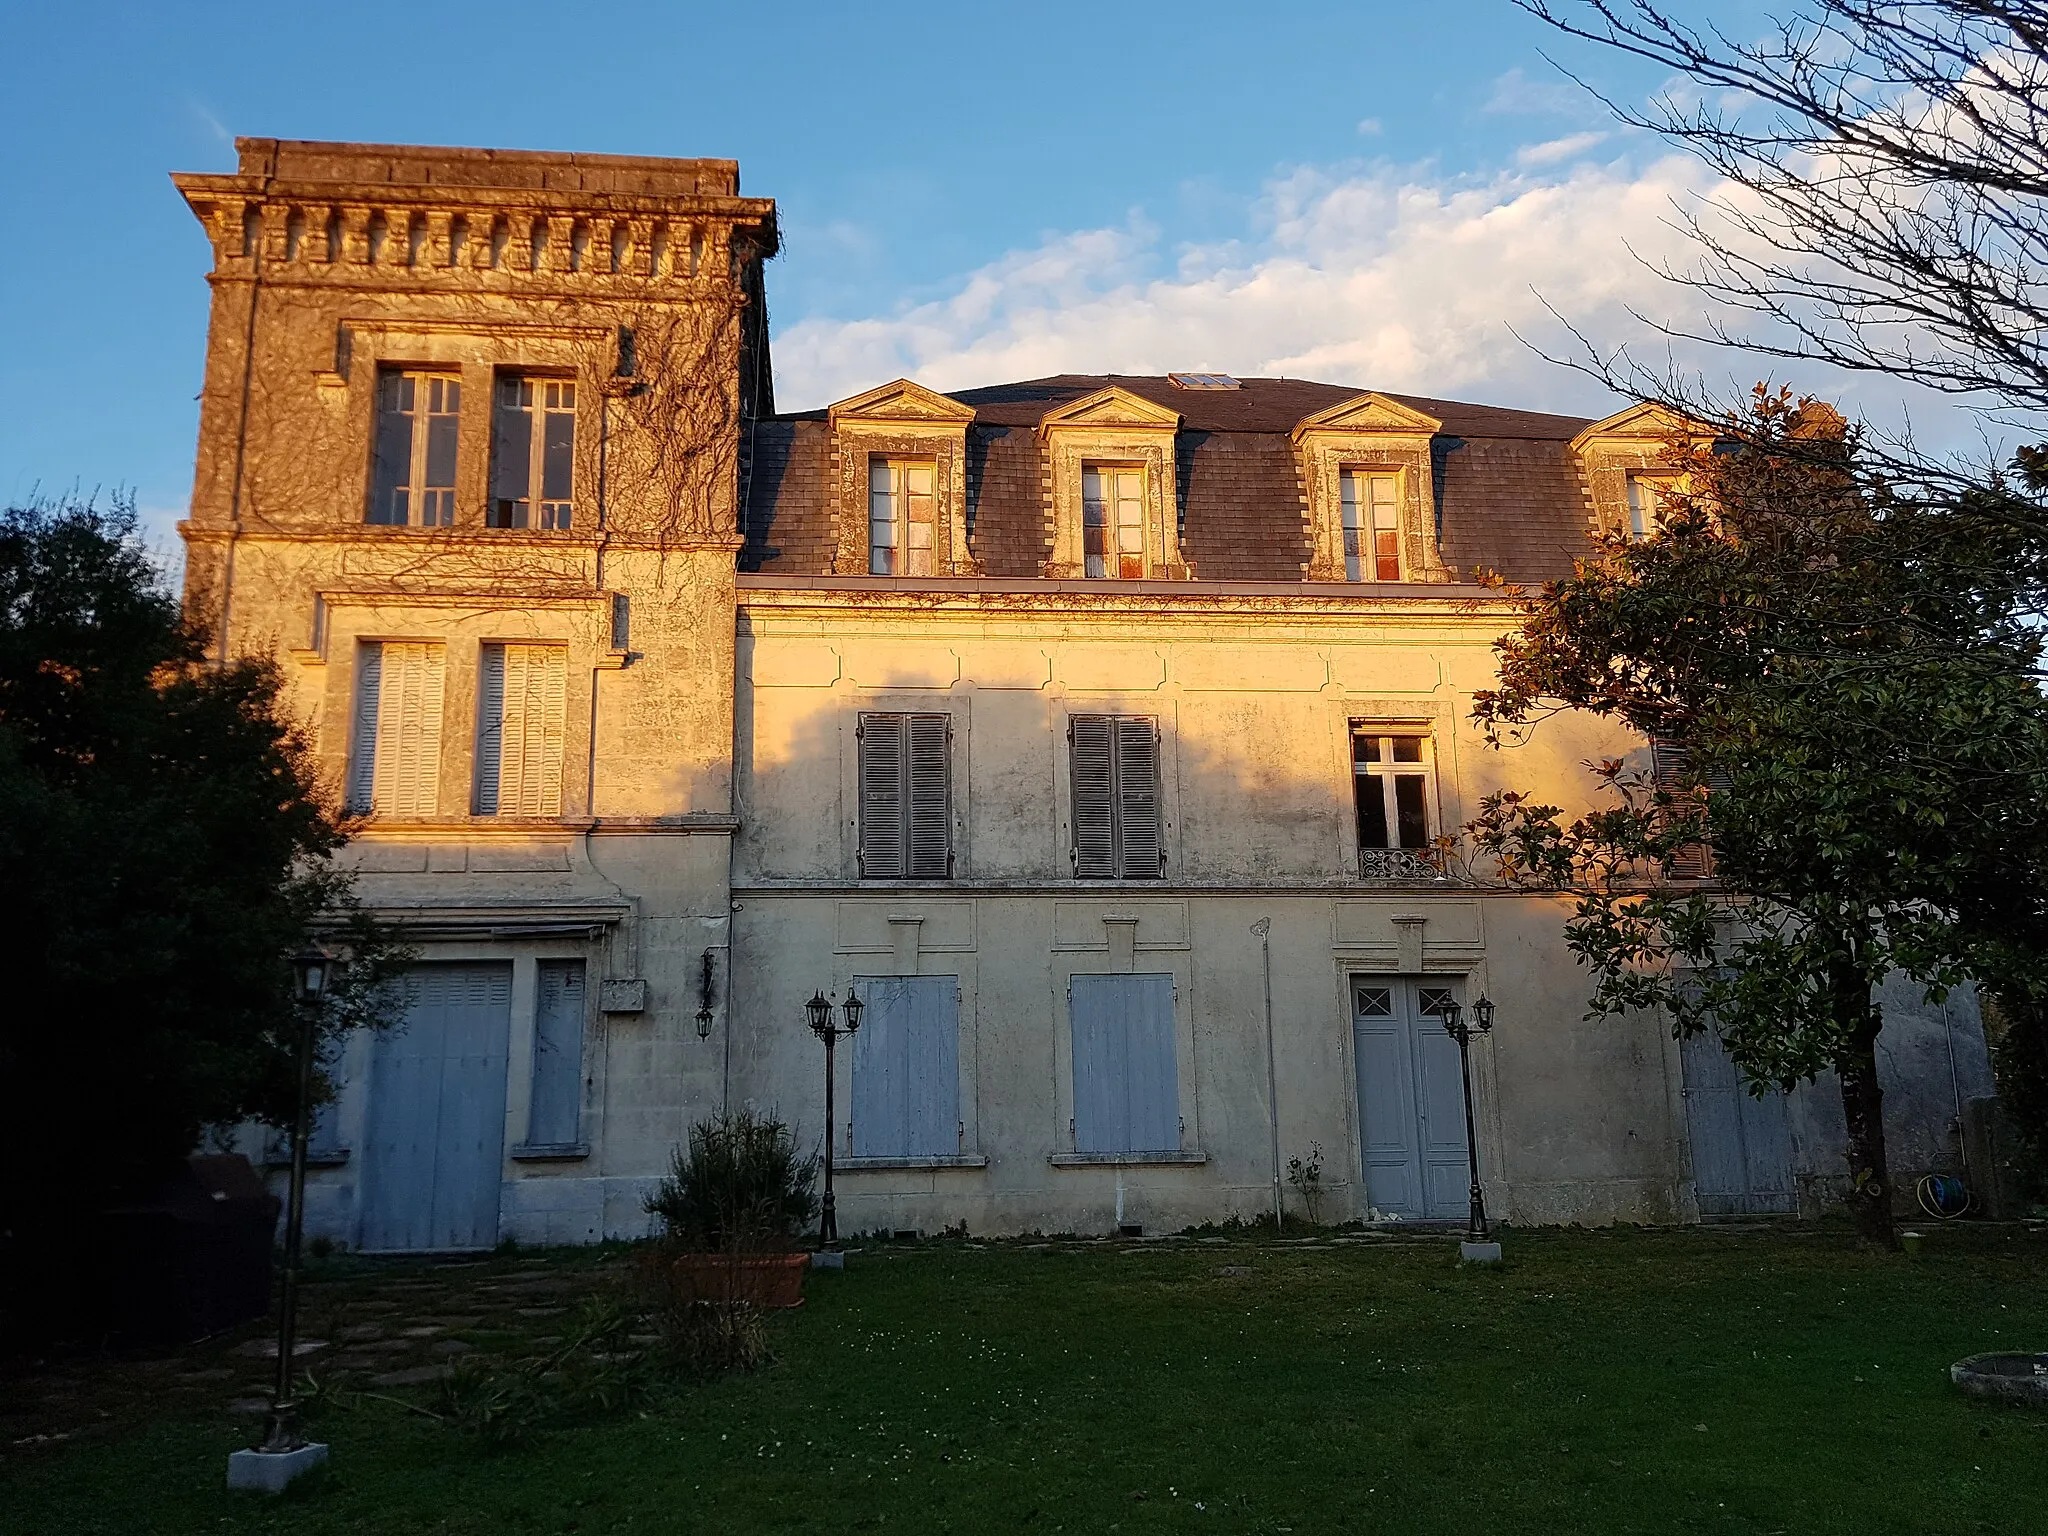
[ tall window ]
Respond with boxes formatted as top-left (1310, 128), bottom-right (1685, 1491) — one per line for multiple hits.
top-left (1651, 736), bottom-right (1728, 880)
top-left (491, 376), bottom-right (576, 529)
top-left (1070, 973), bottom-right (1179, 1154)
top-left (1340, 470), bottom-right (1401, 581)
top-left (869, 459), bottom-right (937, 575)
top-left (1082, 466), bottom-right (1146, 579)
top-left (1352, 726), bottom-right (1436, 877)
top-left (347, 641), bottom-right (446, 817)
top-left (474, 643), bottom-right (568, 817)
top-left (1626, 473), bottom-right (1671, 540)
top-left (1070, 715), bottom-right (1163, 879)
top-left (858, 712), bottom-right (951, 879)
top-left (369, 370), bottom-right (460, 526)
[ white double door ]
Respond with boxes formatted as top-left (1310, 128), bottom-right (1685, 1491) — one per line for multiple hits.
top-left (1351, 977), bottom-right (1473, 1221)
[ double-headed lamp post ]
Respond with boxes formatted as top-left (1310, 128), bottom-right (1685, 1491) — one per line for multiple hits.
top-left (805, 989), bottom-right (863, 1248)
top-left (1438, 994), bottom-right (1497, 1244)
top-left (255, 944), bottom-right (330, 1465)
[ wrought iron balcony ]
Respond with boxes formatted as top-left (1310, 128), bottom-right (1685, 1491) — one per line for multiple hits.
top-left (1357, 846), bottom-right (1449, 882)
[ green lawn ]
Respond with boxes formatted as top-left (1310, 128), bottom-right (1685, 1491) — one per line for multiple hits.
top-left (5, 1223), bottom-right (2046, 1534)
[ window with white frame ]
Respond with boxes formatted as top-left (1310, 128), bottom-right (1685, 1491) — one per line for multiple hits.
top-left (346, 641), bottom-right (447, 817)
top-left (1082, 465), bottom-right (1146, 579)
top-left (1070, 714), bottom-right (1163, 879)
top-left (857, 712), bottom-right (952, 879)
top-left (868, 458), bottom-right (937, 575)
top-left (368, 369), bottom-right (460, 526)
top-left (1626, 473), bottom-right (1672, 540)
top-left (491, 376), bottom-right (576, 529)
top-left (1352, 725), bottom-right (1439, 877)
top-left (474, 643), bottom-right (568, 817)
top-left (1340, 470), bottom-right (1401, 581)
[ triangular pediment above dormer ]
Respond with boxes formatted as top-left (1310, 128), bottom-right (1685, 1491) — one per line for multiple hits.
top-left (1037, 385), bottom-right (1183, 436)
top-left (827, 378), bottom-right (979, 429)
top-left (1290, 392), bottom-right (1443, 442)
top-left (1569, 401), bottom-right (1705, 453)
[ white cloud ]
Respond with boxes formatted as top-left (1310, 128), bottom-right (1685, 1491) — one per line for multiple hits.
top-left (1516, 130), bottom-right (1610, 166)
top-left (1356, 117), bottom-right (1383, 136)
top-left (1484, 65), bottom-right (1595, 118)
top-left (772, 155), bottom-right (1726, 416)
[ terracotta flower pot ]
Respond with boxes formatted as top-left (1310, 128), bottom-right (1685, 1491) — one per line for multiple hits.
top-left (668, 1251), bottom-right (809, 1309)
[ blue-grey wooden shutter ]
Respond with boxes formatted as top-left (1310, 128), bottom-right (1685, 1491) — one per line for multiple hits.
top-left (527, 959), bottom-right (586, 1147)
top-left (851, 976), bottom-right (911, 1156)
top-left (1122, 974), bottom-right (1179, 1151)
top-left (1070, 975), bottom-right (1126, 1152)
top-left (903, 976), bottom-right (959, 1155)
top-left (851, 976), bottom-right (960, 1157)
top-left (858, 713), bottom-right (907, 877)
top-left (906, 714), bottom-right (952, 879)
top-left (1070, 716), bottom-right (1116, 878)
top-left (1070, 974), bottom-right (1178, 1154)
top-left (474, 643), bottom-right (506, 814)
top-left (1112, 717), bottom-right (1163, 878)
top-left (346, 643), bottom-right (383, 814)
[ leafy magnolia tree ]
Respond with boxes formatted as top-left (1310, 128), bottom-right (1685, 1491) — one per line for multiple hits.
top-left (1468, 391), bottom-right (2048, 1246)
top-left (0, 498), bottom-right (403, 1247)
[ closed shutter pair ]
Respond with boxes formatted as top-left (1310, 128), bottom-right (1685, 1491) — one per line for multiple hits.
top-left (1650, 737), bottom-right (1731, 881)
top-left (858, 713), bottom-right (952, 878)
top-left (1070, 715), bottom-right (1163, 879)
top-left (347, 641), bottom-right (566, 818)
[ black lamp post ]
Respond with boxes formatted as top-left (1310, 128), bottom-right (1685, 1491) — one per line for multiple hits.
top-left (805, 988), bottom-right (863, 1248)
top-left (260, 942), bottom-right (331, 1455)
top-left (1438, 994), bottom-right (1496, 1244)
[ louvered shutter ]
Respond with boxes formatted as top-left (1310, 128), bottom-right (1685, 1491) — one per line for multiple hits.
top-left (347, 643), bottom-right (384, 814)
top-left (504, 645), bottom-right (567, 816)
top-left (1652, 736), bottom-right (1717, 880)
top-left (474, 644), bottom-right (506, 814)
top-left (858, 713), bottom-right (907, 877)
top-left (906, 714), bottom-right (951, 878)
top-left (1070, 716), bottom-right (1116, 878)
top-left (369, 642), bottom-right (445, 817)
top-left (1112, 717), bottom-right (1163, 878)
top-left (903, 977), bottom-right (960, 1156)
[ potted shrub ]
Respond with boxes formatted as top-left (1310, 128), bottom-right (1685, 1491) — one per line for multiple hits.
top-left (644, 1107), bottom-right (819, 1309)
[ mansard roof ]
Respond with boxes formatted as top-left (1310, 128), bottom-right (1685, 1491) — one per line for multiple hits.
top-left (742, 373), bottom-right (1602, 584)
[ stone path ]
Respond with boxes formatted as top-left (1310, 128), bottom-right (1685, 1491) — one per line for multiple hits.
top-left (1, 1251), bottom-right (616, 1451)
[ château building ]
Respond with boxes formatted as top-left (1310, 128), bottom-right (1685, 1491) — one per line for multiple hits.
top-left (172, 138), bottom-right (1993, 1249)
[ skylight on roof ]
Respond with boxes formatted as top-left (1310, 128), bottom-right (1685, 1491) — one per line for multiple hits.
top-left (1168, 372), bottom-right (1241, 391)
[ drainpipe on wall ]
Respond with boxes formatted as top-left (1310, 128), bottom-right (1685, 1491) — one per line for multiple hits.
top-left (1252, 918), bottom-right (1282, 1227)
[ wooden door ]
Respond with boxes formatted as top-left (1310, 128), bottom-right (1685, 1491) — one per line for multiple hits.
top-left (1352, 979), bottom-right (1471, 1220)
top-left (359, 963), bottom-right (513, 1251)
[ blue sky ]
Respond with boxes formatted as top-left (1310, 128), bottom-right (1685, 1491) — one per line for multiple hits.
top-left (1, 0), bottom-right (1876, 544)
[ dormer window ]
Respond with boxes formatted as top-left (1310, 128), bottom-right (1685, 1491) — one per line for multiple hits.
top-left (1340, 470), bottom-right (1401, 582)
top-left (869, 458), bottom-right (937, 575)
top-left (1626, 473), bottom-right (1672, 540)
top-left (1082, 465), bottom-right (1146, 579)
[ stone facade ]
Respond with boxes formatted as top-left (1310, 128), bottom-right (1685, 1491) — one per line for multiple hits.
top-left (175, 139), bottom-right (1994, 1249)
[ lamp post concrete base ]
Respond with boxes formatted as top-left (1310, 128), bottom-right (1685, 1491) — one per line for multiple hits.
top-left (227, 1443), bottom-right (328, 1493)
top-left (810, 1250), bottom-right (845, 1270)
top-left (1459, 1240), bottom-right (1503, 1264)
